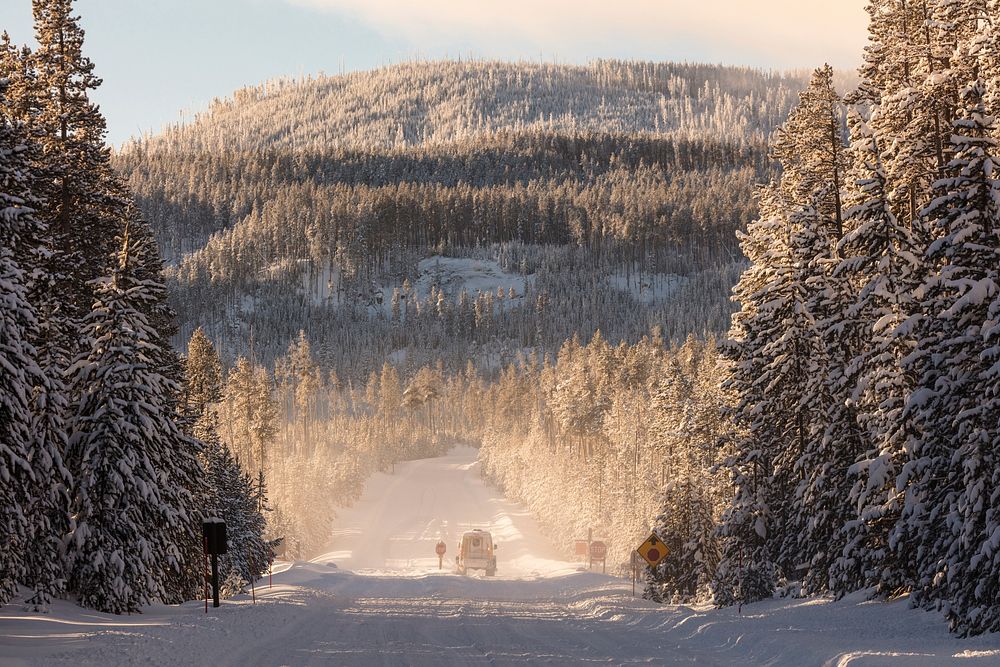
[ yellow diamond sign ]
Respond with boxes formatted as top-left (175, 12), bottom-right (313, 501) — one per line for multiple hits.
top-left (636, 533), bottom-right (668, 567)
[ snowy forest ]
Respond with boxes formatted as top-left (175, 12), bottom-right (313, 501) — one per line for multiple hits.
top-left (0, 1), bottom-right (272, 614)
top-left (114, 60), bottom-right (834, 371)
top-left (2, 0), bottom-right (1000, 641)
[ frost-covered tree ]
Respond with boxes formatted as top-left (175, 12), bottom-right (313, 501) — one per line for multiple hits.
top-left (832, 108), bottom-right (922, 597)
top-left (0, 83), bottom-right (44, 606)
top-left (644, 340), bottom-right (725, 603)
top-left (203, 439), bottom-right (272, 597)
top-left (29, 0), bottom-right (124, 331)
top-left (908, 82), bottom-right (1000, 634)
top-left (713, 0), bottom-right (1000, 633)
top-left (221, 356), bottom-right (277, 475)
top-left (185, 328), bottom-right (272, 597)
top-left (66, 227), bottom-right (202, 613)
top-left (715, 187), bottom-right (805, 605)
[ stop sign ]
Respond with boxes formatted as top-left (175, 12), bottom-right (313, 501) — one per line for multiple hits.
top-left (590, 541), bottom-right (607, 559)
top-left (435, 541), bottom-right (447, 556)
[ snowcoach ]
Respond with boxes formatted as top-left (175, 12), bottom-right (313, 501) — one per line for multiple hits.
top-left (456, 529), bottom-right (497, 576)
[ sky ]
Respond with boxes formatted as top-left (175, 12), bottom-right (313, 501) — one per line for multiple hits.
top-left (0, 0), bottom-right (869, 146)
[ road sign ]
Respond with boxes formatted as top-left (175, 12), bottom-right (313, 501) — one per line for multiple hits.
top-left (636, 533), bottom-right (668, 567)
top-left (436, 540), bottom-right (447, 569)
top-left (575, 540), bottom-right (589, 556)
top-left (589, 540), bottom-right (608, 573)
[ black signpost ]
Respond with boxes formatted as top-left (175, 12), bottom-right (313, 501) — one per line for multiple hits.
top-left (203, 519), bottom-right (228, 608)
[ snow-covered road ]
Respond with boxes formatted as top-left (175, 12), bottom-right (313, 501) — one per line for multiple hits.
top-left (316, 447), bottom-right (573, 577)
top-left (2, 447), bottom-right (999, 666)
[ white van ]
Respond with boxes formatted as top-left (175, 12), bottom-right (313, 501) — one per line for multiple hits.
top-left (456, 529), bottom-right (497, 576)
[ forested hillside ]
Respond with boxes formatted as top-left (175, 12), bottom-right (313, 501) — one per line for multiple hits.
top-left (115, 60), bottom-right (843, 376)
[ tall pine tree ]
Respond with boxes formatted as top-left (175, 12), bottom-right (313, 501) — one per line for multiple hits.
top-left (66, 226), bottom-right (202, 613)
top-left (0, 80), bottom-right (44, 606)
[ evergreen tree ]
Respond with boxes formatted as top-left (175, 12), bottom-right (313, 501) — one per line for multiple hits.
top-left (0, 82), bottom-right (43, 606)
top-left (184, 327), bottom-right (223, 423)
top-left (66, 227), bottom-right (202, 613)
top-left (909, 82), bottom-right (1000, 634)
top-left (832, 109), bottom-right (922, 597)
top-left (29, 0), bottom-right (124, 333)
top-left (185, 328), bottom-right (272, 598)
top-left (644, 342), bottom-right (723, 603)
top-left (715, 187), bottom-right (800, 605)
top-left (771, 66), bottom-right (862, 594)
top-left (203, 439), bottom-right (272, 597)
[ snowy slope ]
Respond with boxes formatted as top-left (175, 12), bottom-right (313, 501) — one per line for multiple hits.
top-left (377, 255), bottom-right (532, 318)
top-left (2, 448), bottom-right (999, 666)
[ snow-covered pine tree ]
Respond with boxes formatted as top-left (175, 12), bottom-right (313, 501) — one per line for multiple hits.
top-left (715, 185), bottom-right (810, 605)
top-left (908, 82), bottom-right (1000, 634)
top-left (66, 226), bottom-right (203, 613)
top-left (29, 0), bottom-right (124, 338)
top-left (205, 441), bottom-right (272, 597)
top-left (2, 34), bottom-right (75, 611)
top-left (855, 0), bottom-right (951, 229)
top-left (717, 66), bottom-right (849, 602)
top-left (769, 65), bottom-right (866, 595)
top-left (0, 34), bottom-right (38, 125)
top-left (185, 327), bottom-right (223, 419)
top-left (0, 80), bottom-right (44, 606)
top-left (184, 328), bottom-right (272, 597)
top-left (832, 108), bottom-right (923, 598)
top-left (644, 338), bottom-right (724, 603)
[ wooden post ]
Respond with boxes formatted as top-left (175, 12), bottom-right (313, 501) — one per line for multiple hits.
top-left (204, 537), bottom-right (209, 614)
top-left (632, 554), bottom-right (636, 597)
top-left (211, 553), bottom-right (220, 608)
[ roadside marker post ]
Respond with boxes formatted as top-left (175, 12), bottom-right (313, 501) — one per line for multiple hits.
top-left (632, 552), bottom-right (637, 597)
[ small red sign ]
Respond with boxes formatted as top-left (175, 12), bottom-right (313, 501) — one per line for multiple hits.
top-left (575, 540), bottom-right (589, 556)
top-left (435, 541), bottom-right (446, 556)
top-left (646, 547), bottom-right (660, 562)
top-left (590, 541), bottom-right (607, 560)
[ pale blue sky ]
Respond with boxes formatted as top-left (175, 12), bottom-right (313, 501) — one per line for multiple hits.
top-left (0, 0), bottom-right (868, 146)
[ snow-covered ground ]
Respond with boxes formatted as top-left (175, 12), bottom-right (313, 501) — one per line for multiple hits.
top-left (605, 271), bottom-right (686, 304)
top-left (409, 256), bottom-right (531, 302)
top-left (2, 448), bottom-right (999, 666)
